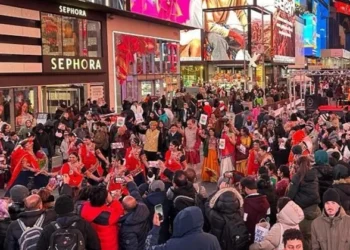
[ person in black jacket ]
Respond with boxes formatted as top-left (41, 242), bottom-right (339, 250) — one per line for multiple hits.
top-left (119, 177), bottom-right (150, 250)
top-left (34, 123), bottom-right (53, 158)
top-left (4, 194), bottom-right (57, 250)
top-left (166, 170), bottom-right (196, 215)
top-left (205, 186), bottom-right (248, 250)
top-left (36, 195), bottom-right (100, 250)
top-left (141, 180), bottom-right (171, 244)
top-left (332, 164), bottom-right (350, 215)
top-left (313, 150), bottom-right (333, 208)
top-left (286, 156), bottom-right (321, 250)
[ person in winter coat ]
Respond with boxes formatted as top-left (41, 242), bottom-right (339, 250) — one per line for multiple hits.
top-left (166, 170), bottom-right (197, 218)
top-left (119, 177), bottom-right (150, 250)
top-left (145, 206), bottom-right (221, 250)
top-left (286, 156), bottom-right (321, 250)
top-left (313, 150), bottom-right (333, 208)
top-left (205, 186), bottom-right (249, 250)
top-left (249, 197), bottom-right (304, 250)
top-left (36, 195), bottom-right (100, 250)
top-left (257, 173), bottom-right (278, 225)
top-left (34, 123), bottom-right (53, 157)
top-left (311, 188), bottom-right (350, 250)
top-left (332, 164), bottom-right (350, 215)
top-left (240, 177), bottom-right (270, 243)
top-left (140, 180), bottom-right (171, 243)
top-left (80, 185), bottom-right (124, 250)
top-left (4, 194), bottom-right (57, 250)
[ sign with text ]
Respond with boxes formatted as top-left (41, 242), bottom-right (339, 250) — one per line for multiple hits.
top-left (43, 56), bottom-right (105, 73)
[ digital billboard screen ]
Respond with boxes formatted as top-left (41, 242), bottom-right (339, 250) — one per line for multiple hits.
top-left (303, 13), bottom-right (317, 57)
top-left (130, 0), bottom-right (202, 28)
top-left (258, 0), bottom-right (296, 63)
top-left (203, 2), bottom-right (249, 61)
top-left (180, 29), bottom-right (201, 61)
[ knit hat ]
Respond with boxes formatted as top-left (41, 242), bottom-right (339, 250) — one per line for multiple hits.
top-left (10, 185), bottom-right (29, 203)
top-left (149, 180), bottom-right (165, 192)
top-left (319, 114), bottom-right (329, 124)
top-left (54, 195), bottom-right (74, 215)
top-left (292, 145), bottom-right (303, 155)
top-left (333, 164), bottom-right (349, 180)
top-left (323, 188), bottom-right (341, 205)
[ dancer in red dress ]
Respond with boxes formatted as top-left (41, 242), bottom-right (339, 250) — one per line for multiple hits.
top-left (124, 137), bottom-right (148, 185)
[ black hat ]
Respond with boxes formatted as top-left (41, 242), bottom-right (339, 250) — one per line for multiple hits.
top-left (292, 145), bottom-right (303, 155)
top-left (323, 188), bottom-right (341, 205)
top-left (333, 164), bottom-right (349, 180)
top-left (240, 177), bottom-right (257, 190)
top-left (54, 195), bottom-right (74, 215)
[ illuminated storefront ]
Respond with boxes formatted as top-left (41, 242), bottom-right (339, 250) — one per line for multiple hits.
top-left (0, 0), bottom-right (108, 129)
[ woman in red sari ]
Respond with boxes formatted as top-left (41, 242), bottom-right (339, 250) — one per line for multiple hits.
top-left (6, 139), bottom-right (51, 194)
top-left (124, 137), bottom-right (147, 186)
top-left (247, 140), bottom-right (261, 176)
top-left (79, 136), bottom-right (107, 184)
top-left (60, 152), bottom-right (85, 188)
top-left (165, 140), bottom-right (187, 172)
top-left (104, 157), bottom-right (128, 197)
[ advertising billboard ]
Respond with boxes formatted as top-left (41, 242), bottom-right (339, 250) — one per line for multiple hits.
top-left (295, 20), bottom-right (305, 67)
top-left (316, 1), bottom-right (328, 55)
top-left (203, 0), bottom-right (249, 61)
top-left (180, 29), bottom-right (201, 61)
top-left (258, 0), bottom-right (296, 63)
top-left (130, 0), bottom-right (202, 28)
top-left (303, 13), bottom-right (317, 57)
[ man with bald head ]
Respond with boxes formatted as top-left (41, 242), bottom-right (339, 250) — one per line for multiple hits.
top-left (5, 194), bottom-right (56, 250)
top-left (119, 176), bottom-right (150, 250)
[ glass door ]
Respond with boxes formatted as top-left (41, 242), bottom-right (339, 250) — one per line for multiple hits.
top-left (44, 88), bottom-right (80, 116)
top-left (141, 81), bottom-right (153, 100)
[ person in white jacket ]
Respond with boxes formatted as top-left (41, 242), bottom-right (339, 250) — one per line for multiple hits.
top-left (131, 101), bottom-right (144, 119)
top-left (249, 198), bottom-right (304, 250)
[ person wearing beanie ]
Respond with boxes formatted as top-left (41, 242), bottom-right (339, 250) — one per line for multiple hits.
top-left (240, 177), bottom-right (270, 244)
top-left (332, 164), bottom-right (350, 215)
top-left (36, 195), bottom-right (100, 250)
top-left (8, 185), bottom-right (29, 220)
top-left (314, 150), bottom-right (334, 209)
top-left (304, 120), bottom-right (319, 154)
top-left (311, 188), bottom-right (350, 250)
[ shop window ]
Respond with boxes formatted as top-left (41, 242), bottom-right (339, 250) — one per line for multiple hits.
top-left (0, 90), bottom-right (11, 125)
top-left (14, 88), bottom-right (37, 129)
top-left (41, 13), bottom-right (102, 57)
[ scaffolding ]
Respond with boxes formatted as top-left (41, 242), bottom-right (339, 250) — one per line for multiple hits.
top-left (288, 69), bottom-right (350, 109)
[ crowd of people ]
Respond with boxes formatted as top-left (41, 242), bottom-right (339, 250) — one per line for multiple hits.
top-left (0, 85), bottom-right (350, 250)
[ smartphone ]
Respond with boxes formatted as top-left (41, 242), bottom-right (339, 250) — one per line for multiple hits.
top-left (155, 204), bottom-right (164, 222)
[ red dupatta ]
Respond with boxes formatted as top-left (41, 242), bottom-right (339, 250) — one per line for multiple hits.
top-left (7, 146), bottom-right (40, 189)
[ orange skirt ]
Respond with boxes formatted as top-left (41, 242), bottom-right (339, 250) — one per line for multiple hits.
top-left (201, 149), bottom-right (220, 182)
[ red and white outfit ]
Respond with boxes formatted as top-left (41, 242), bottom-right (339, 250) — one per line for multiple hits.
top-left (184, 127), bottom-right (201, 164)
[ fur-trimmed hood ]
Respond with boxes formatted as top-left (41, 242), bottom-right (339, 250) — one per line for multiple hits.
top-left (209, 187), bottom-right (243, 212)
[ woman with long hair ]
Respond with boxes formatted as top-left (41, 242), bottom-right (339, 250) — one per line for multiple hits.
top-left (286, 156), bottom-right (321, 250)
top-left (124, 137), bottom-right (148, 186)
top-left (6, 139), bottom-right (52, 194)
top-left (201, 128), bottom-right (220, 182)
top-left (164, 140), bottom-right (187, 174)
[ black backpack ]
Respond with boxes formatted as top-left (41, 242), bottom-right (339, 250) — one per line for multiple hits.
top-left (49, 221), bottom-right (85, 250)
top-left (220, 216), bottom-right (249, 250)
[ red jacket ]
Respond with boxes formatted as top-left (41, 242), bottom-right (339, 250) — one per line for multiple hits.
top-left (81, 200), bottom-right (124, 250)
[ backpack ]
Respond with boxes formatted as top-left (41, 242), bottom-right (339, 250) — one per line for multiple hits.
top-left (220, 216), bottom-right (250, 250)
top-left (49, 221), bottom-right (85, 250)
top-left (17, 214), bottom-right (45, 250)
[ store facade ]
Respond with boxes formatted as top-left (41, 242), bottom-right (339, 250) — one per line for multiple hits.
top-left (0, 0), bottom-right (108, 129)
top-left (107, 15), bottom-right (181, 110)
